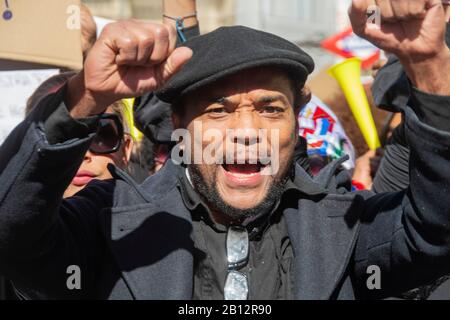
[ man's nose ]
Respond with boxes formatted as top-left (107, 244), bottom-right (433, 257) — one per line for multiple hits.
top-left (232, 128), bottom-right (259, 146)
top-left (229, 112), bottom-right (260, 146)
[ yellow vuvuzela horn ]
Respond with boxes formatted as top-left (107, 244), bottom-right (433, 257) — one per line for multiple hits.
top-left (328, 58), bottom-right (381, 150)
top-left (122, 98), bottom-right (143, 142)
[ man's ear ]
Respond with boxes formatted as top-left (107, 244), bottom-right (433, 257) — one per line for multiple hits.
top-left (299, 85), bottom-right (312, 107)
top-left (293, 85), bottom-right (311, 141)
top-left (294, 85), bottom-right (312, 116)
top-left (172, 111), bottom-right (182, 130)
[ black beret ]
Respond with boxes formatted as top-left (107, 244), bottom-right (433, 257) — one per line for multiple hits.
top-left (134, 92), bottom-right (174, 144)
top-left (156, 25), bottom-right (315, 103)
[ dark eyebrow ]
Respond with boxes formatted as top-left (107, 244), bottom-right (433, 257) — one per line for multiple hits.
top-left (210, 96), bottom-right (232, 105)
top-left (255, 94), bottom-right (288, 105)
top-left (206, 94), bottom-right (288, 105)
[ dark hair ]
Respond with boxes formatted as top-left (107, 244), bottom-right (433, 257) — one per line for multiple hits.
top-left (289, 78), bottom-right (309, 110)
top-left (25, 72), bottom-right (76, 116)
top-left (25, 72), bottom-right (130, 147)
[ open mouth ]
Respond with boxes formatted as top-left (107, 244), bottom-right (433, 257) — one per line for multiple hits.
top-left (222, 161), bottom-right (265, 176)
top-left (220, 160), bottom-right (270, 187)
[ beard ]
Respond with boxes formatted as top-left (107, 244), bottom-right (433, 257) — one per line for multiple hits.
top-left (188, 157), bottom-right (293, 222)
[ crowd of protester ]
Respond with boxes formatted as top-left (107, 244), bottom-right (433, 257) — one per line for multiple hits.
top-left (0, 0), bottom-right (450, 300)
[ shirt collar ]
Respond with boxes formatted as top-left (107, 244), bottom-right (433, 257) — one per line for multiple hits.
top-left (178, 167), bottom-right (203, 212)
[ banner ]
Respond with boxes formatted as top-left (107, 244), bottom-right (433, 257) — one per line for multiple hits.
top-left (0, 69), bottom-right (59, 143)
top-left (0, 0), bottom-right (82, 69)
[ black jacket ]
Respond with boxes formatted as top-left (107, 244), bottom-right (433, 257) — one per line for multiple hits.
top-left (1, 84), bottom-right (450, 299)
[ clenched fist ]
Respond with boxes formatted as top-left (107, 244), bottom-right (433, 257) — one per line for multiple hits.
top-left (350, 0), bottom-right (450, 94)
top-left (67, 20), bottom-right (193, 117)
top-left (349, 0), bottom-right (447, 59)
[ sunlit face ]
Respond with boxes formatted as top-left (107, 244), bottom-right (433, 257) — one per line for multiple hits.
top-left (173, 67), bottom-right (301, 224)
top-left (64, 107), bottom-right (133, 198)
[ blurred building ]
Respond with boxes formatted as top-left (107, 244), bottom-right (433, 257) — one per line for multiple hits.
top-left (234, 0), bottom-right (352, 72)
top-left (83, 0), bottom-right (235, 31)
top-left (84, 0), bottom-right (352, 71)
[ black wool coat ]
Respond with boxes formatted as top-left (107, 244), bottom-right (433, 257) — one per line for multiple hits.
top-left (1, 87), bottom-right (450, 300)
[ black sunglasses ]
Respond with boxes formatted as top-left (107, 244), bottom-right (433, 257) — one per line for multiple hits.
top-left (89, 113), bottom-right (124, 155)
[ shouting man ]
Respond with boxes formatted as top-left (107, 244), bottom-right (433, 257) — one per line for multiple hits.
top-left (1, 0), bottom-right (450, 299)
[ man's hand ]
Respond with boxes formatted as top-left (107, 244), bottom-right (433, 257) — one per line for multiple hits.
top-left (349, 0), bottom-right (450, 94)
top-left (66, 20), bottom-right (193, 118)
top-left (350, 0), bottom-right (446, 59)
top-left (352, 149), bottom-right (383, 190)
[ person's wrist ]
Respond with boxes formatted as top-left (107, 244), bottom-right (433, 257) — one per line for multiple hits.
top-left (162, 15), bottom-right (197, 28)
top-left (399, 47), bottom-right (450, 95)
top-left (162, 0), bottom-right (197, 28)
top-left (65, 71), bottom-right (108, 118)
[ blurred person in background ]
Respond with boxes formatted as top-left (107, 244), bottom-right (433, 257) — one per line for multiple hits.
top-left (63, 101), bottom-right (133, 198)
top-left (297, 94), bottom-right (381, 192)
top-left (25, 73), bottom-right (133, 198)
top-left (80, 3), bottom-right (97, 61)
top-left (298, 94), bottom-right (356, 176)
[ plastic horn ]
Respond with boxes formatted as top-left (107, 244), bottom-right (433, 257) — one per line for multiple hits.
top-left (328, 58), bottom-right (381, 150)
top-left (122, 98), bottom-right (143, 142)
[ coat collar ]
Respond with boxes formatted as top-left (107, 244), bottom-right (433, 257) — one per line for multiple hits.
top-left (102, 162), bottom-right (194, 299)
top-left (105, 157), bottom-right (360, 300)
top-left (283, 156), bottom-right (362, 299)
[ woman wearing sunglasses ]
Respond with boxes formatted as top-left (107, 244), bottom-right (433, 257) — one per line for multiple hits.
top-left (63, 101), bottom-right (133, 198)
top-left (25, 73), bottom-right (133, 198)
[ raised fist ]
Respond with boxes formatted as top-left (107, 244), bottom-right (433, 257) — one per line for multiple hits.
top-left (349, 0), bottom-right (447, 59)
top-left (69, 20), bottom-right (192, 116)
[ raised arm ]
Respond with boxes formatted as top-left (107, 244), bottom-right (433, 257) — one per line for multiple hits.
top-left (134, 0), bottom-right (200, 142)
top-left (0, 20), bottom-right (191, 298)
top-left (348, 0), bottom-right (450, 297)
top-left (163, 0), bottom-right (198, 30)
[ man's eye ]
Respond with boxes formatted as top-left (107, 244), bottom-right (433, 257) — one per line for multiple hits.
top-left (206, 107), bottom-right (227, 114)
top-left (260, 106), bottom-right (283, 114)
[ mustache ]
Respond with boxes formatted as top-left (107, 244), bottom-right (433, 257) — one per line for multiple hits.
top-left (187, 160), bottom-right (292, 222)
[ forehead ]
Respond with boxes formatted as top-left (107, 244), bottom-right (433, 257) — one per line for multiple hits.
top-left (185, 67), bottom-right (295, 103)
